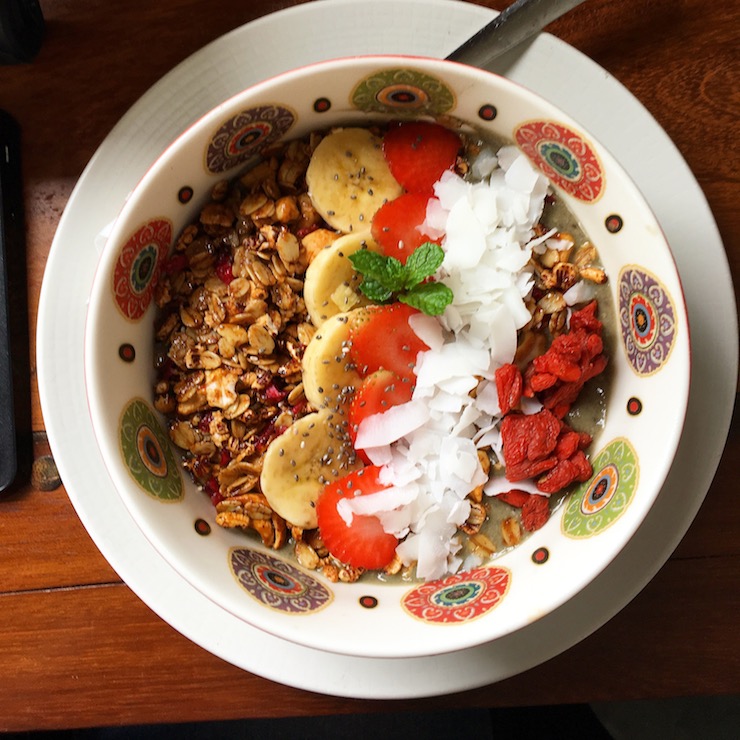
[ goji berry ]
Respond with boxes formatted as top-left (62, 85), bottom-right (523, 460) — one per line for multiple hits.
top-left (569, 300), bottom-right (602, 333)
top-left (537, 459), bottom-right (575, 493)
top-left (506, 456), bottom-right (558, 482)
top-left (536, 450), bottom-right (593, 494)
top-left (522, 300), bottom-right (607, 417)
top-left (555, 429), bottom-right (582, 461)
top-left (527, 368), bottom-right (558, 392)
top-left (571, 450), bottom-right (593, 481)
top-left (497, 489), bottom-right (532, 508)
top-left (533, 346), bottom-right (581, 382)
top-left (500, 409), bottom-right (561, 466)
top-left (495, 363), bottom-right (523, 415)
top-left (521, 494), bottom-right (550, 531)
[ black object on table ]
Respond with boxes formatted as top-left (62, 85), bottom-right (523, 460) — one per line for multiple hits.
top-left (0, 110), bottom-right (29, 493)
top-left (0, 0), bottom-right (44, 65)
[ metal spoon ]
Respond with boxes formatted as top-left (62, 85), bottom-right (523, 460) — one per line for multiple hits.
top-left (447, 0), bottom-right (588, 68)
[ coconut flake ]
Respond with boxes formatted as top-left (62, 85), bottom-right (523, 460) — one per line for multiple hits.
top-left (337, 483), bottom-right (419, 526)
top-left (563, 279), bottom-right (595, 306)
top-left (354, 399), bottom-right (430, 450)
top-left (484, 475), bottom-right (543, 498)
top-left (470, 146), bottom-right (498, 180)
top-left (408, 312), bottom-right (444, 351)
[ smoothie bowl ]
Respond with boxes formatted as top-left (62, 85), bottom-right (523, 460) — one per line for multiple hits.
top-left (84, 56), bottom-right (690, 659)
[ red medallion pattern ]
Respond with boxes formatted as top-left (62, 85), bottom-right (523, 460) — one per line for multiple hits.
top-left (515, 121), bottom-right (604, 202)
top-left (401, 566), bottom-right (511, 624)
top-left (112, 218), bottom-right (172, 320)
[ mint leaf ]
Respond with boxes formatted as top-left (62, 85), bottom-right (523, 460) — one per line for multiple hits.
top-left (349, 242), bottom-right (454, 316)
top-left (404, 242), bottom-right (445, 289)
top-left (357, 276), bottom-right (393, 303)
top-left (349, 250), bottom-right (406, 292)
top-left (348, 249), bottom-right (386, 279)
top-left (399, 281), bottom-right (453, 316)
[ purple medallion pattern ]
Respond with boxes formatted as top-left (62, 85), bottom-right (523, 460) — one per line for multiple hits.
top-left (401, 566), bottom-right (510, 624)
top-left (229, 548), bottom-right (333, 614)
top-left (205, 105), bottom-right (296, 173)
top-left (619, 267), bottom-right (678, 375)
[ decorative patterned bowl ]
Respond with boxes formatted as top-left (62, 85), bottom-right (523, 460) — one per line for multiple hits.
top-left (84, 56), bottom-right (690, 659)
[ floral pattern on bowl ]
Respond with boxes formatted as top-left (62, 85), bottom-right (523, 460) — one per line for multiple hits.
top-left (119, 398), bottom-right (183, 501)
top-left (230, 547), bottom-right (333, 614)
top-left (112, 219), bottom-right (172, 320)
top-left (351, 67), bottom-right (455, 115)
top-left (562, 438), bottom-right (639, 538)
top-left (402, 566), bottom-right (511, 625)
top-left (205, 105), bottom-right (296, 174)
top-left (515, 121), bottom-right (604, 202)
top-left (619, 266), bottom-right (678, 375)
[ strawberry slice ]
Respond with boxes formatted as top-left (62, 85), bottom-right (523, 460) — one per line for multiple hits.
top-left (349, 369), bottom-right (415, 460)
top-left (382, 121), bottom-right (461, 193)
top-left (316, 466), bottom-right (398, 570)
top-left (370, 192), bottom-right (438, 264)
top-left (349, 303), bottom-right (429, 382)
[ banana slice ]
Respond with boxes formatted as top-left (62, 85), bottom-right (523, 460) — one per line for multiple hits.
top-left (306, 127), bottom-right (403, 234)
top-left (301, 308), bottom-right (369, 411)
top-left (260, 409), bottom-right (360, 529)
top-left (304, 230), bottom-right (382, 327)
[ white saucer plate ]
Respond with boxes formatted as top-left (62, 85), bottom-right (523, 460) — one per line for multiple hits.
top-left (37, 0), bottom-right (737, 699)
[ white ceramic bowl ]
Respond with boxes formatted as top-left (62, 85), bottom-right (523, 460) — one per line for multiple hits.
top-left (84, 55), bottom-right (690, 659)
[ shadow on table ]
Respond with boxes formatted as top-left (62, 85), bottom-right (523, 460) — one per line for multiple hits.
top-left (5, 696), bottom-right (740, 738)
top-left (3, 705), bottom-right (607, 739)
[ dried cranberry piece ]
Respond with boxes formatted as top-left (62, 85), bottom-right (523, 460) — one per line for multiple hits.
top-left (214, 251), bottom-right (234, 284)
top-left (264, 383), bottom-right (287, 404)
top-left (205, 476), bottom-right (224, 506)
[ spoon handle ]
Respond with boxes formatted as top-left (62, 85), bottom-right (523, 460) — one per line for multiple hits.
top-left (446, 0), bottom-right (587, 68)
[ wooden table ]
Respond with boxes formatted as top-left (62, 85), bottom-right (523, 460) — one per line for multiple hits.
top-left (1, 0), bottom-right (737, 732)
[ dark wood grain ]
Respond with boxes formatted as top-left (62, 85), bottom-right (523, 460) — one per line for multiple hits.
top-left (0, 0), bottom-right (737, 731)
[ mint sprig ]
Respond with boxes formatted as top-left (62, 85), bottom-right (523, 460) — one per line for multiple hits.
top-left (349, 242), bottom-right (453, 316)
